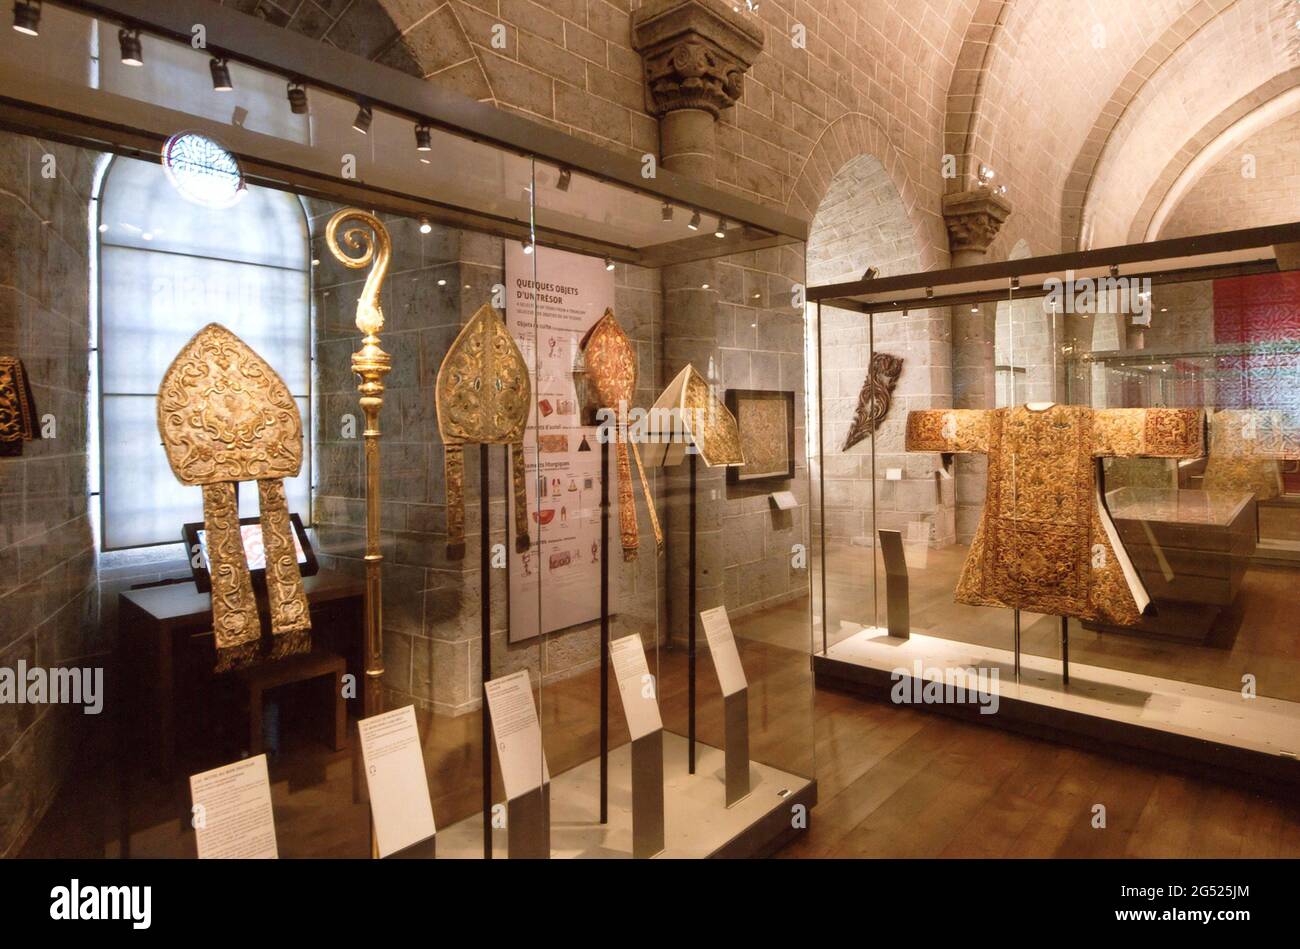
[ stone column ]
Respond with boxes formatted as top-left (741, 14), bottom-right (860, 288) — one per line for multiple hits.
top-left (632, 0), bottom-right (763, 184)
top-left (943, 189), bottom-right (1011, 544)
top-left (632, 1), bottom-right (763, 643)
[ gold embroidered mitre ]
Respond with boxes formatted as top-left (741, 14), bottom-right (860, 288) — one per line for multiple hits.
top-left (579, 309), bottom-right (663, 560)
top-left (435, 303), bottom-right (532, 560)
top-left (157, 323), bottom-right (310, 671)
top-left (679, 365), bottom-right (744, 467)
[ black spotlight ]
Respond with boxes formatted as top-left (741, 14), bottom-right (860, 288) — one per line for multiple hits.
top-left (118, 27), bottom-right (143, 67)
top-left (661, 202), bottom-right (673, 223)
top-left (287, 81), bottom-right (308, 115)
top-left (12, 1), bottom-right (40, 36)
top-left (687, 209), bottom-right (701, 231)
top-left (556, 167), bottom-right (572, 192)
top-left (209, 57), bottom-right (233, 92)
top-left (352, 102), bottom-right (372, 134)
top-left (714, 217), bottom-right (727, 239)
top-left (415, 124), bottom-right (432, 152)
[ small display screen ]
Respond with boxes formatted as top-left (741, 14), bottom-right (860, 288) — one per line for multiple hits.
top-left (194, 522), bottom-right (308, 572)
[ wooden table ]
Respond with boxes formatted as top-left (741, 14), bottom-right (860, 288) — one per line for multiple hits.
top-left (117, 570), bottom-right (364, 778)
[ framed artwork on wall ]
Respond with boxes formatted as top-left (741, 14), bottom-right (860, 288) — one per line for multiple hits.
top-left (725, 388), bottom-right (796, 484)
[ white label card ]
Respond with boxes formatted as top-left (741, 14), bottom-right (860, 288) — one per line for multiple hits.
top-left (483, 669), bottom-right (550, 800)
top-left (699, 606), bottom-right (748, 697)
top-left (357, 705), bottom-right (437, 858)
top-left (189, 754), bottom-right (277, 859)
top-left (609, 633), bottom-right (663, 741)
top-left (770, 490), bottom-right (798, 510)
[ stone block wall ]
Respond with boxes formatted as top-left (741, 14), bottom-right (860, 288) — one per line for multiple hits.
top-left (0, 133), bottom-right (101, 855)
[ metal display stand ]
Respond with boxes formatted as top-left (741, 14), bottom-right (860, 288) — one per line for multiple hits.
top-left (600, 440), bottom-right (611, 823)
top-left (878, 529), bottom-right (910, 639)
top-left (507, 784), bottom-right (551, 859)
top-left (723, 687), bottom-right (751, 807)
top-left (631, 729), bottom-right (666, 858)
top-left (480, 444), bottom-right (493, 859)
top-left (688, 452), bottom-right (698, 773)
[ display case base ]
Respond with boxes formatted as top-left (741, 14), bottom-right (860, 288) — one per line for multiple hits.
top-left (435, 733), bottom-right (814, 858)
top-left (814, 628), bottom-right (1300, 790)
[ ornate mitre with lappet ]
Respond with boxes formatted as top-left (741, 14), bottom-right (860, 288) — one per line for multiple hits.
top-left (436, 303), bottom-right (532, 559)
top-left (156, 323), bottom-right (310, 671)
top-left (640, 364), bottom-right (745, 469)
top-left (578, 308), bottom-right (663, 560)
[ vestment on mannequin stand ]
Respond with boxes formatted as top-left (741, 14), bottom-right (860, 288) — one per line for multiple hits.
top-left (906, 404), bottom-right (1205, 625)
top-left (156, 323), bottom-right (311, 671)
top-left (436, 303), bottom-right (532, 560)
top-left (578, 308), bottom-right (663, 560)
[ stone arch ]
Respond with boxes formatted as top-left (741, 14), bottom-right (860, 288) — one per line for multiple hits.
top-left (786, 113), bottom-right (945, 273)
top-left (1076, 0), bottom-right (1297, 250)
top-left (1129, 70), bottom-right (1300, 242)
top-left (943, 0), bottom-right (1014, 194)
top-left (1055, 0), bottom-right (1235, 251)
top-left (806, 149), bottom-right (954, 569)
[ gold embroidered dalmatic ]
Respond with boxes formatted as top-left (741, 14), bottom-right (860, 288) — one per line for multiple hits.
top-left (435, 304), bottom-right (531, 560)
top-left (578, 309), bottom-right (663, 560)
top-left (906, 404), bottom-right (1204, 626)
top-left (157, 323), bottom-right (311, 670)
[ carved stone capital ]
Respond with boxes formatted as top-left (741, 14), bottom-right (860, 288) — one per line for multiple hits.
top-left (942, 188), bottom-right (1013, 255)
top-left (632, 0), bottom-right (764, 118)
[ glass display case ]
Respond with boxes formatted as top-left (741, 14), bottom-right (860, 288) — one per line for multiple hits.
top-left (808, 224), bottom-right (1300, 781)
top-left (0, 0), bottom-right (815, 859)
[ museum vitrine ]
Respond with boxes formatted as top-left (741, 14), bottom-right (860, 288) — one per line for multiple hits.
top-left (0, 1), bottom-right (815, 858)
top-left (808, 224), bottom-right (1300, 780)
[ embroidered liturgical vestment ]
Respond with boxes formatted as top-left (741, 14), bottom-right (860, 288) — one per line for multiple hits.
top-left (578, 309), bottom-right (662, 560)
top-left (435, 303), bottom-right (531, 560)
top-left (157, 324), bottom-right (311, 671)
top-left (906, 404), bottom-right (1204, 626)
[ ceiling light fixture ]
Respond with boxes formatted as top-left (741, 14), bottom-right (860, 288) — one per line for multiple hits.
top-left (12, 1), bottom-right (40, 36)
top-left (522, 240), bottom-right (534, 255)
top-left (209, 57), bottom-right (233, 92)
top-left (415, 124), bottom-right (432, 152)
top-left (352, 102), bottom-right (372, 134)
top-left (714, 217), bottom-right (727, 239)
top-left (661, 202), bottom-right (673, 223)
top-left (118, 27), bottom-right (143, 67)
top-left (557, 167), bottom-right (572, 192)
top-left (287, 81), bottom-right (308, 115)
top-left (687, 210), bottom-right (701, 231)
top-left (604, 257), bottom-right (616, 271)
top-left (862, 267), bottom-right (879, 281)
top-left (419, 217), bottom-right (432, 235)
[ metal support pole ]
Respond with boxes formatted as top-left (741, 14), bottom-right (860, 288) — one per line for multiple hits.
top-left (600, 439), bottom-right (610, 823)
top-left (480, 444), bottom-right (492, 859)
top-left (688, 451), bottom-right (698, 775)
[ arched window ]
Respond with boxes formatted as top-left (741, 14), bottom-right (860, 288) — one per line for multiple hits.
top-left (94, 152), bottom-right (311, 551)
